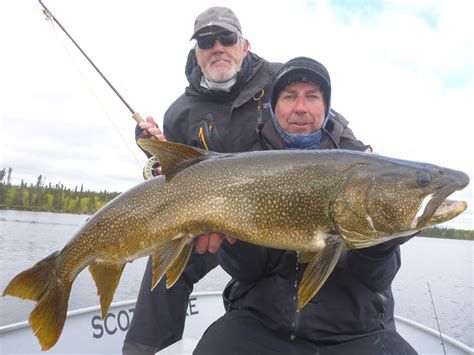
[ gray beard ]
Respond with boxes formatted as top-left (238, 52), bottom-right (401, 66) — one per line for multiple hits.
top-left (201, 75), bottom-right (237, 92)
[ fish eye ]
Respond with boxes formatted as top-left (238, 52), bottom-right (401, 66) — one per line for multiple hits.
top-left (417, 171), bottom-right (432, 187)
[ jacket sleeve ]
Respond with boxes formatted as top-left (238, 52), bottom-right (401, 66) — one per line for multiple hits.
top-left (125, 252), bottom-right (218, 350)
top-left (347, 235), bottom-right (416, 291)
top-left (217, 240), bottom-right (272, 284)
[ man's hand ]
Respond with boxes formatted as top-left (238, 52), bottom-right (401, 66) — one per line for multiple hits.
top-left (137, 116), bottom-right (166, 141)
top-left (194, 233), bottom-right (237, 254)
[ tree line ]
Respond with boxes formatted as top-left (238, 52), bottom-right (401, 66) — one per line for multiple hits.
top-left (0, 168), bottom-right (120, 214)
top-left (419, 226), bottom-right (473, 240)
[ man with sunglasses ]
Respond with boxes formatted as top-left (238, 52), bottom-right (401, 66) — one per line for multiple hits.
top-left (135, 6), bottom-right (276, 153)
top-left (124, 7), bottom-right (281, 354)
top-left (124, 7), bottom-right (367, 355)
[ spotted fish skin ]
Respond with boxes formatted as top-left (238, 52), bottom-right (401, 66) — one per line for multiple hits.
top-left (2, 140), bottom-right (469, 350)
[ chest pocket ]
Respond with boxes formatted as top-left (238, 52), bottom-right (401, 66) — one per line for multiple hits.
top-left (190, 113), bottom-right (224, 152)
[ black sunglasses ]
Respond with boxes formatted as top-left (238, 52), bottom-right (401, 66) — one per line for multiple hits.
top-left (196, 32), bottom-right (239, 50)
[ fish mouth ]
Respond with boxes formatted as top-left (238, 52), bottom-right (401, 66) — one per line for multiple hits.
top-left (425, 199), bottom-right (468, 227)
top-left (414, 176), bottom-right (469, 229)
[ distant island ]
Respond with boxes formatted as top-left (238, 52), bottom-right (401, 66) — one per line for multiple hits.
top-left (418, 227), bottom-right (473, 240)
top-left (1, 167), bottom-right (472, 240)
top-left (0, 168), bottom-right (120, 215)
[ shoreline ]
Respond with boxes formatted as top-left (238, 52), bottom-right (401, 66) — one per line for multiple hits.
top-left (1, 208), bottom-right (472, 240)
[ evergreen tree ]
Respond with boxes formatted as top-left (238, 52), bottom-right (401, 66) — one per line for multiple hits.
top-left (0, 183), bottom-right (6, 204)
top-left (36, 175), bottom-right (43, 189)
top-left (7, 167), bottom-right (12, 185)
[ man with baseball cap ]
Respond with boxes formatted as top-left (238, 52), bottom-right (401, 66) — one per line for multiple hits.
top-left (124, 7), bottom-right (370, 355)
top-left (123, 7), bottom-right (281, 353)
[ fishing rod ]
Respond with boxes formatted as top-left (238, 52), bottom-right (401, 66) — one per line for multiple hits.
top-left (38, 0), bottom-right (144, 124)
top-left (38, 1), bottom-right (163, 178)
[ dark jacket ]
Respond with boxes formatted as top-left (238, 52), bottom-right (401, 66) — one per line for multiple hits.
top-left (163, 49), bottom-right (281, 152)
top-left (126, 50), bottom-right (281, 351)
top-left (217, 117), bottom-right (402, 344)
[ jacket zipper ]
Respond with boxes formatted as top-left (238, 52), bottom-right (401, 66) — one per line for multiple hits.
top-left (198, 127), bottom-right (209, 150)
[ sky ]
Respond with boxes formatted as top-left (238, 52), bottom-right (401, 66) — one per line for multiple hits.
top-left (1, 0), bottom-right (473, 229)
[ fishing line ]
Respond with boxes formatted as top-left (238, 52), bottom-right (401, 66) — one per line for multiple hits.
top-left (46, 21), bottom-right (142, 168)
top-left (427, 282), bottom-right (447, 355)
top-left (37, 1), bottom-right (143, 168)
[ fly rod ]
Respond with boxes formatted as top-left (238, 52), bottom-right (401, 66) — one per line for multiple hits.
top-left (38, 0), bottom-right (144, 124)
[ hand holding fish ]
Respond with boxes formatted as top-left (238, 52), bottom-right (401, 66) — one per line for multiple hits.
top-left (194, 233), bottom-right (237, 254)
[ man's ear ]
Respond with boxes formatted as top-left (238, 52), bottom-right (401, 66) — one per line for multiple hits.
top-left (242, 38), bottom-right (251, 55)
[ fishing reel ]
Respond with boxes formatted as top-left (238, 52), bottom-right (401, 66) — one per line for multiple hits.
top-left (143, 157), bottom-right (162, 180)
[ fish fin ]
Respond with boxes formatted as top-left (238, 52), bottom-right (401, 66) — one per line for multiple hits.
top-left (3, 251), bottom-right (71, 351)
top-left (151, 234), bottom-right (189, 290)
top-left (298, 251), bottom-right (317, 264)
top-left (88, 261), bottom-right (125, 319)
top-left (165, 239), bottom-right (193, 288)
top-left (297, 235), bottom-right (344, 311)
top-left (137, 139), bottom-right (211, 177)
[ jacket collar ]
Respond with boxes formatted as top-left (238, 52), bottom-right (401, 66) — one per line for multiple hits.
top-left (257, 117), bottom-right (340, 151)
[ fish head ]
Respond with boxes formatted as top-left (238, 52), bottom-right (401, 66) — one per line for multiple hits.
top-left (330, 155), bottom-right (469, 247)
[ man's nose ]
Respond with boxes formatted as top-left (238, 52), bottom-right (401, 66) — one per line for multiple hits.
top-left (211, 40), bottom-right (225, 52)
top-left (294, 96), bottom-right (307, 113)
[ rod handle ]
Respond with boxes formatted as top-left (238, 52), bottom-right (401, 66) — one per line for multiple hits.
top-left (132, 112), bottom-right (145, 123)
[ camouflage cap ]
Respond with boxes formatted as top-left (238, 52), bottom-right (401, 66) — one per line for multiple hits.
top-left (190, 6), bottom-right (242, 39)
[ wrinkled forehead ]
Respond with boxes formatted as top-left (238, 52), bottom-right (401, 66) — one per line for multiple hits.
top-left (281, 81), bottom-right (322, 93)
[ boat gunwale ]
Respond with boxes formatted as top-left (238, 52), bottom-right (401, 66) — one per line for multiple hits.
top-left (394, 314), bottom-right (474, 353)
top-left (0, 291), bottom-right (221, 334)
top-left (1, 291), bottom-right (472, 354)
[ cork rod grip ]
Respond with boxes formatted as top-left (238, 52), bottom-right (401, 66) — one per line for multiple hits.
top-left (132, 112), bottom-right (145, 123)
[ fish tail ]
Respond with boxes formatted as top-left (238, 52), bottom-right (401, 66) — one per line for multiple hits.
top-left (2, 251), bottom-right (71, 350)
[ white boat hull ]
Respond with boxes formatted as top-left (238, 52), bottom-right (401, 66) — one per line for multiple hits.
top-left (0, 291), bottom-right (472, 354)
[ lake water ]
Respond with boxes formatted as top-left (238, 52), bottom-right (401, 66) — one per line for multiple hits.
top-left (0, 210), bottom-right (472, 348)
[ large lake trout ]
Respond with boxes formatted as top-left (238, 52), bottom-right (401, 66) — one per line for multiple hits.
top-left (3, 139), bottom-right (469, 350)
